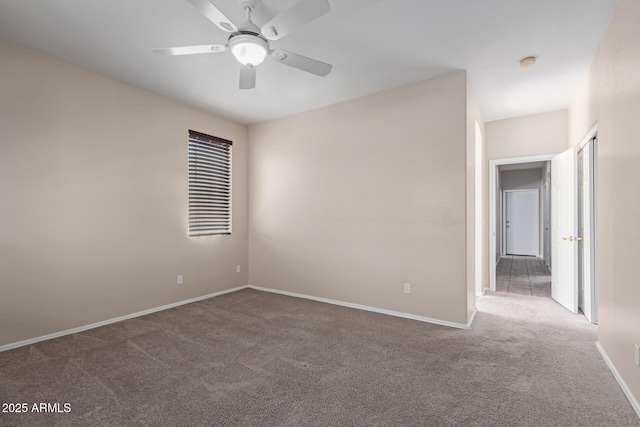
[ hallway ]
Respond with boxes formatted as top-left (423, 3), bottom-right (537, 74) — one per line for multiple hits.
top-left (496, 255), bottom-right (551, 297)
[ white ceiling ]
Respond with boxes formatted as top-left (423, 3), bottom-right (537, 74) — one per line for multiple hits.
top-left (0, 0), bottom-right (619, 125)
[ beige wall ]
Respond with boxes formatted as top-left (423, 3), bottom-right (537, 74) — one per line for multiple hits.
top-left (569, 0), bottom-right (640, 410)
top-left (0, 41), bottom-right (249, 346)
top-left (486, 110), bottom-right (568, 161)
top-left (249, 72), bottom-right (472, 325)
top-left (500, 168), bottom-right (542, 191)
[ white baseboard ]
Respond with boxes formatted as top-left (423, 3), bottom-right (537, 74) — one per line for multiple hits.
top-left (1, 284), bottom-right (476, 352)
top-left (0, 286), bottom-right (249, 353)
top-left (596, 342), bottom-right (640, 419)
top-left (248, 285), bottom-right (474, 330)
top-left (467, 308), bottom-right (478, 327)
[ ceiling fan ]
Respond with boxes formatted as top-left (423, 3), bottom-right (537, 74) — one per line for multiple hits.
top-left (153, 0), bottom-right (332, 89)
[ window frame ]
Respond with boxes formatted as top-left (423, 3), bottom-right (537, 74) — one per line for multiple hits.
top-left (188, 130), bottom-right (232, 237)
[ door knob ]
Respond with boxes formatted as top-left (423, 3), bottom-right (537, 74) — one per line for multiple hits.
top-left (576, 237), bottom-right (583, 241)
top-left (562, 236), bottom-right (574, 241)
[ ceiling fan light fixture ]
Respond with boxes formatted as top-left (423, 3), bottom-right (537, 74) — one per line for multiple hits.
top-left (229, 34), bottom-right (268, 66)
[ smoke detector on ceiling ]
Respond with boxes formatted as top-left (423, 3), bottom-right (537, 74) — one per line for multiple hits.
top-left (520, 56), bottom-right (537, 68)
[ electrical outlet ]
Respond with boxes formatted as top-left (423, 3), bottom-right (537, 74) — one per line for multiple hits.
top-left (635, 344), bottom-right (639, 367)
top-left (403, 283), bottom-right (411, 294)
top-left (177, 275), bottom-right (183, 285)
top-left (236, 265), bottom-right (241, 274)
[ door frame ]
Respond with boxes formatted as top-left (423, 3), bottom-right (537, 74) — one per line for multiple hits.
top-left (577, 124), bottom-right (598, 323)
top-left (503, 188), bottom-right (540, 256)
top-left (489, 154), bottom-right (557, 292)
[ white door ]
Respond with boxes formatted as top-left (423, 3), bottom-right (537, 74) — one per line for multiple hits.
top-left (505, 190), bottom-right (539, 256)
top-left (552, 147), bottom-right (578, 313)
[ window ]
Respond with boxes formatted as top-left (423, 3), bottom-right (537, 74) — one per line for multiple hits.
top-left (188, 130), bottom-right (232, 236)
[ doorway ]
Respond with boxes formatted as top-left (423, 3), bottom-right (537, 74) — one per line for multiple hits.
top-left (504, 189), bottom-right (539, 256)
top-left (488, 138), bottom-right (598, 324)
top-left (489, 154), bottom-right (555, 292)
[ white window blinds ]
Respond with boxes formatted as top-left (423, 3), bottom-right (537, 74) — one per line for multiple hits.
top-left (188, 130), bottom-right (232, 236)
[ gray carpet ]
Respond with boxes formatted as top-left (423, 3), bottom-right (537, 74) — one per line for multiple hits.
top-left (1, 288), bottom-right (638, 426)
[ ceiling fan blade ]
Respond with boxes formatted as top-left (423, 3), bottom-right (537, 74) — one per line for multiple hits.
top-left (185, 0), bottom-right (238, 33)
top-left (261, 0), bottom-right (330, 40)
top-left (239, 65), bottom-right (256, 90)
top-left (152, 44), bottom-right (227, 56)
top-left (271, 49), bottom-right (332, 77)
